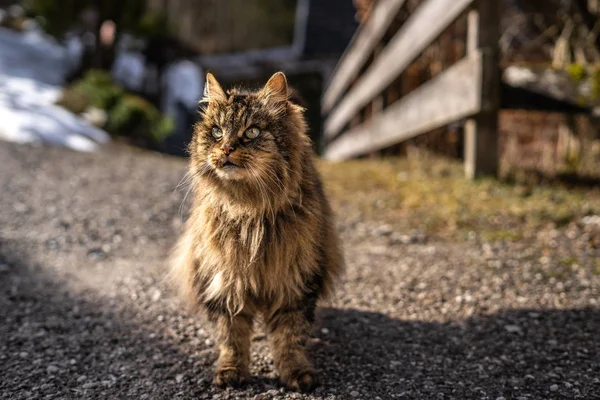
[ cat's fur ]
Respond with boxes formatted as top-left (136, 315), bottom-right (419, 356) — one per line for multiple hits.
top-left (170, 72), bottom-right (343, 392)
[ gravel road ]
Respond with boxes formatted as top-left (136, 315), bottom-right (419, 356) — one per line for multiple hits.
top-left (1, 141), bottom-right (599, 400)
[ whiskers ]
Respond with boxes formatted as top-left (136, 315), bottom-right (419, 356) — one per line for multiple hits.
top-left (176, 163), bottom-right (211, 222)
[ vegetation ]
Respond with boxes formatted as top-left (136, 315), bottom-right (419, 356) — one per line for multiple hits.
top-left (25, 0), bottom-right (155, 38)
top-left (108, 94), bottom-right (174, 143)
top-left (319, 152), bottom-right (600, 242)
top-left (57, 70), bottom-right (173, 144)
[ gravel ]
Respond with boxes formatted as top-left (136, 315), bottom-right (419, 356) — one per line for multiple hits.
top-left (0, 141), bottom-right (599, 399)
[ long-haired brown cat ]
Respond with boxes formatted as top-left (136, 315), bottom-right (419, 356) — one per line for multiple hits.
top-left (171, 72), bottom-right (343, 392)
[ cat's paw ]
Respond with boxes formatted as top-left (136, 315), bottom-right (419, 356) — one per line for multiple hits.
top-left (284, 369), bottom-right (318, 393)
top-left (214, 367), bottom-right (246, 388)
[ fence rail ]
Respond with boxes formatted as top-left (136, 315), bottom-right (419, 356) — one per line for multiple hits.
top-left (325, 51), bottom-right (484, 160)
top-left (322, 0), bottom-right (501, 178)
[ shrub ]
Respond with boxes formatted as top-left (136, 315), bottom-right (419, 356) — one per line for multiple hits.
top-left (151, 116), bottom-right (175, 143)
top-left (56, 70), bottom-right (173, 144)
top-left (56, 86), bottom-right (90, 115)
top-left (73, 70), bottom-right (124, 110)
top-left (108, 94), bottom-right (173, 143)
top-left (57, 70), bottom-right (123, 113)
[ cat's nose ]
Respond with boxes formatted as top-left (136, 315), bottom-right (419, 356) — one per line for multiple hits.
top-left (221, 143), bottom-right (235, 155)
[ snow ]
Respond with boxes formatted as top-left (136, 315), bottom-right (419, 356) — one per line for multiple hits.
top-left (0, 27), bottom-right (110, 152)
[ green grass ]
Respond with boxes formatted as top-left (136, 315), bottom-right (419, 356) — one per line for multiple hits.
top-left (318, 155), bottom-right (600, 241)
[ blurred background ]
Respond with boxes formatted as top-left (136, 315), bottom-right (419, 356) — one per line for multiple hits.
top-left (0, 0), bottom-right (357, 156)
top-left (1, 0), bottom-right (600, 181)
top-left (2, 1), bottom-right (600, 399)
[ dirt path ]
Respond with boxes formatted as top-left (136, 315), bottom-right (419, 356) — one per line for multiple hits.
top-left (1, 142), bottom-right (599, 400)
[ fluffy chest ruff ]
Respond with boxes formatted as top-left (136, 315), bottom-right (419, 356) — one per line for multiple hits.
top-left (172, 197), bottom-right (336, 316)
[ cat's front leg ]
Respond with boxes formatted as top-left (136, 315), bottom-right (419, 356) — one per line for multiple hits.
top-left (211, 310), bottom-right (253, 388)
top-left (266, 306), bottom-right (318, 392)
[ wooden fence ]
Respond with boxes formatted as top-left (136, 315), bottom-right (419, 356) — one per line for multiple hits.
top-left (322, 0), bottom-right (500, 178)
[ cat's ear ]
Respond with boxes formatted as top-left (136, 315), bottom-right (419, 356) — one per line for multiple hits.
top-left (203, 73), bottom-right (227, 103)
top-left (259, 72), bottom-right (288, 108)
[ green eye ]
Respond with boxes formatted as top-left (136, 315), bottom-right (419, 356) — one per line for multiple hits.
top-left (211, 127), bottom-right (223, 139)
top-left (245, 127), bottom-right (261, 139)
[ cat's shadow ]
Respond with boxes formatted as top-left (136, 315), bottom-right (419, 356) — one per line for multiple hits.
top-left (308, 306), bottom-right (600, 398)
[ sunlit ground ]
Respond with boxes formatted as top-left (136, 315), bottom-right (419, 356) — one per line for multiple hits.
top-left (319, 154), bottom-right (600, 246)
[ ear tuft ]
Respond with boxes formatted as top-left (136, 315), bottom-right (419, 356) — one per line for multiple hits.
top-left (260, 72), bottom-right (288, 104)
top-left (202, 72), bottom-right (226, 103)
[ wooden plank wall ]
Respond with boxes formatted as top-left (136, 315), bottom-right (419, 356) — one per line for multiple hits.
top-left (322, 0), bottom-right (501, 178)
top-left (325, 52), bottom-right (483, 160)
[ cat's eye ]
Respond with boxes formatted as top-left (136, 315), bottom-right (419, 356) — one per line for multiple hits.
top-left (211, 127), bottom-right (223, 139)
top-left (245, 127), bottom-right (261, 140)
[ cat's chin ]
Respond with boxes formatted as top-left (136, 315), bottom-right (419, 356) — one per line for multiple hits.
top-left (214, 165), bottom-right (246, 181)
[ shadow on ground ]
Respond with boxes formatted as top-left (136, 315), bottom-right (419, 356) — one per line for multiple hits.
top-left (314, 307), bottom-right (600, 399)
top-left (1, 238), bottom-right (599, 400)
top-left (0, 239), bottom-right (213, 400)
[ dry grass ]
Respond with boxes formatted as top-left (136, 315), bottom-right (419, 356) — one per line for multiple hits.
top-left (318, 154), bottom-right (600, 241)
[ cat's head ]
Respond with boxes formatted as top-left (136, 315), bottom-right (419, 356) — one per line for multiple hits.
top-left (190, 72), bottom-right (309, 191)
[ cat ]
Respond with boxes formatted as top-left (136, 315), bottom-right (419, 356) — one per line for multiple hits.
top-left (170, 72), bottom-right (343, 392)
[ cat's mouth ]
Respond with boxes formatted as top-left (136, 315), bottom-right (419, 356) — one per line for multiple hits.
top-left (213, 158), bottom-right (245, 180)
top-left (222, 160), bottom-right (238, 168)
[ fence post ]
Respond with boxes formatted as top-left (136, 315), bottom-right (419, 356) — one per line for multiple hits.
top-left (464, 0), bottom-right (501, 179)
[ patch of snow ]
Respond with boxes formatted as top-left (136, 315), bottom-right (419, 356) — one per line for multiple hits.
top-left (0, 27), bottom-right (110, 151)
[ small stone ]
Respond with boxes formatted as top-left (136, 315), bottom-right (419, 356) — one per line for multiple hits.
top-left (550, 384), bottom-right (559, 392)
top-left (504, 325), bottom-right (522, 334)
top-left (87, 248), bottom-right (106, 260)
top-left (496, 397), bottom-right (506, 400)
top-left (77, 375), bottom-right (87, 383)
top-left (46, 365), bottom-right (59, 374)
top-left (19, 352), bottom-right (28, 358)
top-left (373, 225), bottom-right (393, 236)
top-left (151, 290), bottom-right (161, 302)
top-left (350, 391), bottom-right (360, 397)
top-left (525, 374), bottom-right (535, 381)
top-left (175, 374), bottom-right (184, 383)
top-left (399, 235), bottom-right (413, 244)
top-left (13, 202), bottom-right (27, 213)
top-left (321, 328), bottom-right (330, 335)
